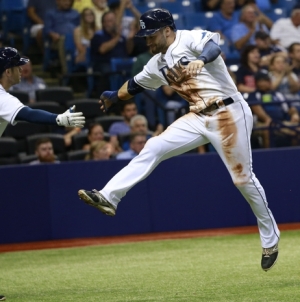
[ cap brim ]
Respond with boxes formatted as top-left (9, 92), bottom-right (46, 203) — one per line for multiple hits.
top-left (16, 57), bottom-right (30, 66)
top-left (135, 28), bottom-right (160, 37)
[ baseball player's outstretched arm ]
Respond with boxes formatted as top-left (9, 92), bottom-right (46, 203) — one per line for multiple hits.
top-left (99, 79), bottom-right (144, 112)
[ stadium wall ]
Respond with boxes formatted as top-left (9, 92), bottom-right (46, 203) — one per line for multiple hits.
top-left (1, 147), bottom-right (300, 244)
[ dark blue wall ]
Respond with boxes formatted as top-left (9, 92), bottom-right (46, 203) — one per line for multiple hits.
top-left (1, 147), bottom-right (300, 244)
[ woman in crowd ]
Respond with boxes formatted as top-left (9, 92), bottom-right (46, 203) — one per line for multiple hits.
top-left (85, 141), bottom-right (112, 160)
top-left (73, 7), bottom-right (97, 65)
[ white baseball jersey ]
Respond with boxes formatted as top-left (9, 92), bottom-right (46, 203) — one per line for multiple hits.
top-left (134, 29), bottom-right (242, 108)
top-left (0, 84), bottom-right (25, 137)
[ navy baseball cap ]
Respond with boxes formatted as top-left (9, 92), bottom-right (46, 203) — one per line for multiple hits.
top-left (0, 47), bottom-right (29, 74)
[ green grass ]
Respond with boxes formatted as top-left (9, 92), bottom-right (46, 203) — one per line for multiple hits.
top-left (1, 230), bottom-right (300, 302)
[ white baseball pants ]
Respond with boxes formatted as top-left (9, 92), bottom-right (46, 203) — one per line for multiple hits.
top-left (101, 99), bottom-right (280, 248)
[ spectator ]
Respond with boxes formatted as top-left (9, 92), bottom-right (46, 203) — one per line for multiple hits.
top-left (27, 0), bottom-right (57, 51)
top-left (109, 0), bottom-right (141, 38)
top-left (235, 45), bottom-right (264, 93)
top-left (288, 42), bottom-right (300, 84)
top-left (230, 4), bottom-right (272, 51)
top-left (90, 11), bottom-right (132, 92)
top-left (91, 0), bottom-right (109, 30)
top-left (73, 0), bottom-right (93, 12)
top-left (247, 72), bottom-right (299, 148)
top-left (116, 132), bottom-right (147, 160)
top-left (127, 19), bottom-right (148, 57)
top-left (83, 123), bottom-right (106, 150)
top-left (9, 60), bottom-right (46, 103)
top-left (270, 5), bottom-right (300, 49)
top-left (268, 54), bottom-right (300, 102)
top-left (235, 0), bottom-right (271, 12)
top-left (29, 138), bottom-right (60, 164)
top-left (201, 0), bottom-right (221, 12)
top-left (44, 0), bottom-right (80, 73)
top-left (254, 31), bottom-right (287, 67)
top-left (207, 0), bottom-right (240, 43)
top-left (74, 8), bottom-right (97, 65)
top-left (85, 140), bottom-right (112, 160)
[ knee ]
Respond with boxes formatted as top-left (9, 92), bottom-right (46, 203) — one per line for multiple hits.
top-left (142, 136), bottom-right (163, 156)
top-left (233, 175), bottom-right (251, 187)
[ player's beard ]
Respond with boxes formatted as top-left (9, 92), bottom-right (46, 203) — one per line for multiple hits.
top-left (150, 34), bottom-right (168, 55)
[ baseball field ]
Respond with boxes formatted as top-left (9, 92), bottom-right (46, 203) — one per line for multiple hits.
top-left (1, 229), bottom-right (300, 302)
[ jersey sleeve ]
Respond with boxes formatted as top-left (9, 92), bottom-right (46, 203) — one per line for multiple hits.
top-left (188, 30), bottom-right (220, 54)
top-left (134, 57), bottom-right (163, 90)
top-left (0, 92), bottom-right (25, 125)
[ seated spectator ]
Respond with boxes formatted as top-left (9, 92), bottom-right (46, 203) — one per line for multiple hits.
top-left (27, 0), bottom-right (57, 51)
top-left (201, 0), bottom-right (221, 12)
top-left (85, 140), bottom-right (112, 160)
top-left (64, 127), bottom-right (82, 148)
top-left (108, 100), bottom-right (137, 136)
top-left (268, 54), bottom-right (300, 103)
top-left (74, 8), bottom-right (98, 65)
top-left (255, 31), bottom-right (287, 67)
top-left (44, 0), bottom-right (80, 73)
top-left (235, 0), bottom-right (271, 12)
top-left (207, 0), bottom-right (240, 43)
top-left (127, 19), bottom-right (148, 57)
top-left (83, 123), bottom-right (105, 150)
top-left (235, 45), bottom-right (265, 93)
top-left (230, 4), bottom-right (272, 51)
top-left (9, 60), bottom-right (46, 103)
top-left (116, 132), bottom-right (147, 160)
top-left (109, 0), bottom-right (141, 39)
top-left (91, 0), bottom-right (109, 30)
top-left (29, 138), bottom-right (60, 165)
top-left (270, 5), bottom-right (300, 49)
top-left (73, 0), bottom-right (93, 12)
top-left (288, 42), bottom-right (300, 85)
top-left (247, 72), bottom-right (299, 148)
top-left (90, 11), bottom-right (132, 92)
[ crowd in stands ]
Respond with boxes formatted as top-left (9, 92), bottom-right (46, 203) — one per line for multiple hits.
top-left (1, 0), bottom-right (300, 165)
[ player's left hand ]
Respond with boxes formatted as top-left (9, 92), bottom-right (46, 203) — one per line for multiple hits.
top-left (56, 105), bottom-right (85, 128)
top-left (99, 91), bottom-right (120, 112)
top-left (186, 60), bottom-right (205, 77)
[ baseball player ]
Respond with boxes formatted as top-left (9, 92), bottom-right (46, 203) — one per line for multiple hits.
top-left (0, 46), bottom-right (86, 301)
top-left (78, 9), bottom-right (280, 271)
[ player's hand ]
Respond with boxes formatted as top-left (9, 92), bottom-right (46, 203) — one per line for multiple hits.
top-left (56, 105), bottom-right (85, 128)
top-left (99, 91), bottom-right (120, 112)
top-left (189, 101), bottom-right (206, 113)
top-left (186, 60), bottom-right (205, 77)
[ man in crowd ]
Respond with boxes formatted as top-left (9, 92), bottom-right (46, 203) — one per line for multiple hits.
top-left (29, 138), bottom-right (60, 164)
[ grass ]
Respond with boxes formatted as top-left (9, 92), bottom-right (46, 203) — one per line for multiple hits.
top-left (1, 230), bottom-right (300, 301)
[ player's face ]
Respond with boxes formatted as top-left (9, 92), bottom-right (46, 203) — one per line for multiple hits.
top-left (145, 29), bottom-right (168, 55)
top-left (122, 104), bottom-right (137, 121)
top-left (36, 142), bottom-right (56, 163)
top-left (9, 66), bottom-right (22, 85)
top-left (88, 125), bottom-right (104, 143)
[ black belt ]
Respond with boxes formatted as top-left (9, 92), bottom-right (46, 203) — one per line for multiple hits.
top-left (201, 97), bottom-right (234, 114)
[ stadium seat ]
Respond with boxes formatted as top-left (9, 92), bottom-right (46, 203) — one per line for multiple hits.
top-left (272, 0), bottom-right (296, 15)
top-left (9, 90), bottom-right (30, 104)
top-left (184, 12), bottom-right (215, 30)
top-left (135, 2), bottom-right (160, 14)
top-left (71, 131), bottom-right (89, 150)
top-left (0, 137), bottom-right (18, 161)
top-left (35, 87), bottom-right (74, 106)
top-left (66, 99), bottom-right (105, 125)
top-left (29, 101), bottom-right (66, 114)
top-left (67, 149), bottom-right (89, 161)
top-left (265, 8), bottom-right (287, 22)
top-left (160, 1), bottom-right (194, 14)
top-left (26, 133), bottom-right (66, 155)
top-left (18, 153), bottom-right (38, 164)
top-left (110, 57), bottom-right (136, 91)
top-left (93, 116), bottom-right (124, 132)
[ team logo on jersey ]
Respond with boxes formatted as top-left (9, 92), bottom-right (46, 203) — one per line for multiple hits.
top-left (140, 20), bottom-right (146, 29)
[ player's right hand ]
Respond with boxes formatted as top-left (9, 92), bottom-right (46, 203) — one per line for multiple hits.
top-left (99, 91), bottom-right (120, 112)
top-left (56, 105), bottom-right (85, 128)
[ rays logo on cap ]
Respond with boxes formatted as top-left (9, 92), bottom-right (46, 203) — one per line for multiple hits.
top-left (140, 20), bottom-right (146, 29)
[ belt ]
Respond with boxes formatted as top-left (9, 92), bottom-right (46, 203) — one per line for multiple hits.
top-left (200, 97), bottom-right (234, 114)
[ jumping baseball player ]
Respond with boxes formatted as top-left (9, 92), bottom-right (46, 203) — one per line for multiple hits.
top-left (78, 8), bottom-right (280, 272)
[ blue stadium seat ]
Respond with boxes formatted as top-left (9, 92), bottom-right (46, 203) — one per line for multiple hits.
top-left (265, 7), bottom-right (287, 22)
top-left (184, 12), bottom-right (215, 30)
top-left (272, 0), bottom-right (296, 15)
top-left (110, 57), bottom-right (136, 90)
top-left (135, 1), bottom-right (161, 14)
top-left (160, 1), bottom-right (194, 14)
top-left (173, 13), bottom-right (185, 30)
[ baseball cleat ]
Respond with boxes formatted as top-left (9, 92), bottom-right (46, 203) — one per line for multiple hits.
top-left (78, 189), bottom-right (116, 216)
top-left (0, 295), bottom-right (6, 301)
top-left (261, 242), bottom-right (279, 271)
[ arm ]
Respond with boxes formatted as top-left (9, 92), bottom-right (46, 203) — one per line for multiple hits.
top-left (16, 106), bottom-right (85, 127)
top-left (233, 27), bottom-right (255, 50)
top-left (73, 27), bottom-right (87, 62)
top-left (270, 73), bottom-right (285, 90)
top-left (99, 35), bottom-right (121, 54)
top-left (126, 0), bottom-right (141, 20)
top-left (27, 6), bottom-right (44, 24)
top-left (287, 72), bottom-right (300, 93)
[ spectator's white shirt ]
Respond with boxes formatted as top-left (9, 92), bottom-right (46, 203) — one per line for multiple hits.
top-left (270, 18), bottom-right (300, 49)
top-left (0, 84), bottom-right (25, 137)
